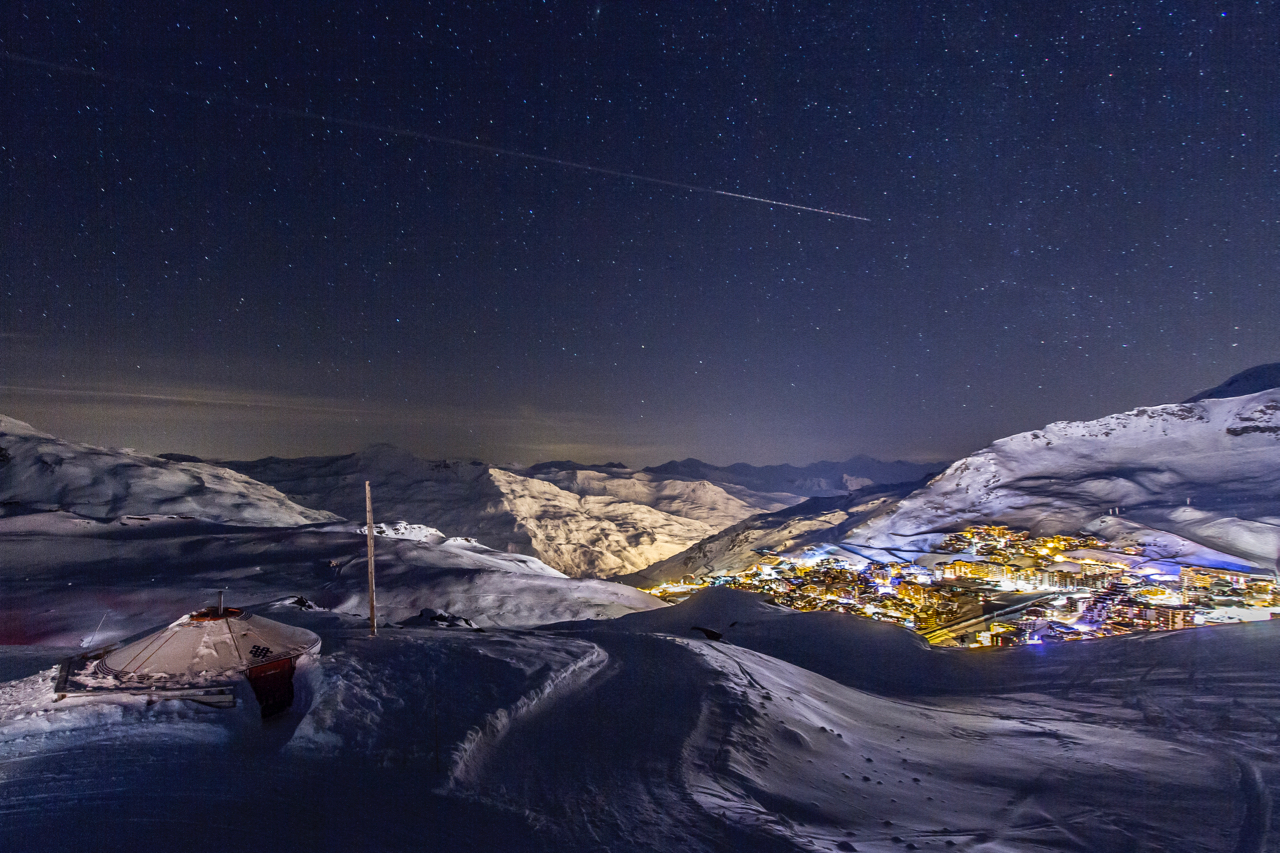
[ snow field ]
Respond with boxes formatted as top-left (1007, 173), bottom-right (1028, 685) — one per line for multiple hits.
top-left (680, 641), bottom-right (1238, 852)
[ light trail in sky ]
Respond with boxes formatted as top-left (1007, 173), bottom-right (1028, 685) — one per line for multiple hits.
top-left (3, 50), bottom-right (870, 222)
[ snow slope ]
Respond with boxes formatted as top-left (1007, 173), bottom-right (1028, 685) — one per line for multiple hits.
top-left (846, 389), bottom-right (1280, 569)
top-left (518, 461), bottom-right (792, 525)
top-left (2, 585), bottom-right (1274, 851)
top-left (0, 511), bottom-right (663, 647)
top-left (0, 415), bottom-right (335, 526)
top-left (487, 467), bottom-right (726, 576)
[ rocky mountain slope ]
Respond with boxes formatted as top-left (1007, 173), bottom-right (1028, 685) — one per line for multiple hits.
top-left (620, 481), bottom-right (923, 587)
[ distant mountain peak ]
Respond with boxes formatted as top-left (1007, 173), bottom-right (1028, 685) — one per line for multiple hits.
top-left (641, 455), bottom-right (947, 496)
top-left (1184, 362), bottom-right (1280, 403)
top-left (524, 460), bottom-right (633, 474)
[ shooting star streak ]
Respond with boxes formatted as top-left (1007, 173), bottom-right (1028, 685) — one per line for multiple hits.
top-left (3, 50), bottom-right (870, 222)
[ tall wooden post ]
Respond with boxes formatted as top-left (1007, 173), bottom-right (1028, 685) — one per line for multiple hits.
top-left (365, 480), bottom-right (377, 637)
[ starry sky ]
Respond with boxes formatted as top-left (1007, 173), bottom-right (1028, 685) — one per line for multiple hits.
top-left (3, 2), bottom-right (1277, 466)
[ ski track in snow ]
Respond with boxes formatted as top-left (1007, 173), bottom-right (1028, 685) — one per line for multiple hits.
top-left (454, 631), bottom-right (799, 852)
top-left (443, 640), bottom-right (611, 791)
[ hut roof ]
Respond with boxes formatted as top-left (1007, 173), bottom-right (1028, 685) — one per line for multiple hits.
top-left (97, 606), bottom-right (320, 685)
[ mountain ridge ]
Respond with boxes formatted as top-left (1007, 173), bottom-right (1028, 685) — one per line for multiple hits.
top-left (216, 449), bottom-right (943, 578)
top-left (642, 454), bottom-right (944, 497)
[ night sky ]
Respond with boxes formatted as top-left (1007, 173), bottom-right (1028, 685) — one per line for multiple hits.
top-left (3, 2), bottom-right (1277, 466)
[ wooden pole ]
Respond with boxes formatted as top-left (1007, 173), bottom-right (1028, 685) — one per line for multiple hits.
top-left (366, 480), bottom-right (377, 637)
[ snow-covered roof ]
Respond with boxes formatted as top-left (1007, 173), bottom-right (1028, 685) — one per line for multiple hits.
top-left (97, 607), bottom-right (320, 684)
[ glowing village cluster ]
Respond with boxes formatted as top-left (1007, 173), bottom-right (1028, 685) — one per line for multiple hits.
top-left (643, 525), bottom-right (1280, 648)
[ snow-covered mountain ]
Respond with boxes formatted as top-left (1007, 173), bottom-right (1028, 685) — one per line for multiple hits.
top-left (0, 414), bottom-right (942, 579)
top-left (635, 370), bottom-right (1280, 580)
top-left (849, 388), bottom-right (1280, 570)
top-left (0, 415), bottom-right (335, 527)
top-left (3, 392), bottom-right (1280, 850)
top-left (219, 448), bottom-right (885, 578)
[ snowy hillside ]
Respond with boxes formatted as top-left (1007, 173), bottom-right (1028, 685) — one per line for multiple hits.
top-left (0, 510), bottom-right (663, 647)
top-left (0, 415), bottom-right (336, 527)
top-left (635, 382), bottom-right (1280, 580)
top-left (214, 444), bottom-right (528, 549)
top-left (519, 460), bottom-right (792, 525)
top-left (487, 467), bottom-right (735, 577)
top-left (221, 447), bottom-right (803, 578)
top-left (849, 389), bottom-right (1280, 570)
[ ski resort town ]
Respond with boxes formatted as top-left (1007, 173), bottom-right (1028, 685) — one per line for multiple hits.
top-left (642, 525), bottom-right (1279, 648)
